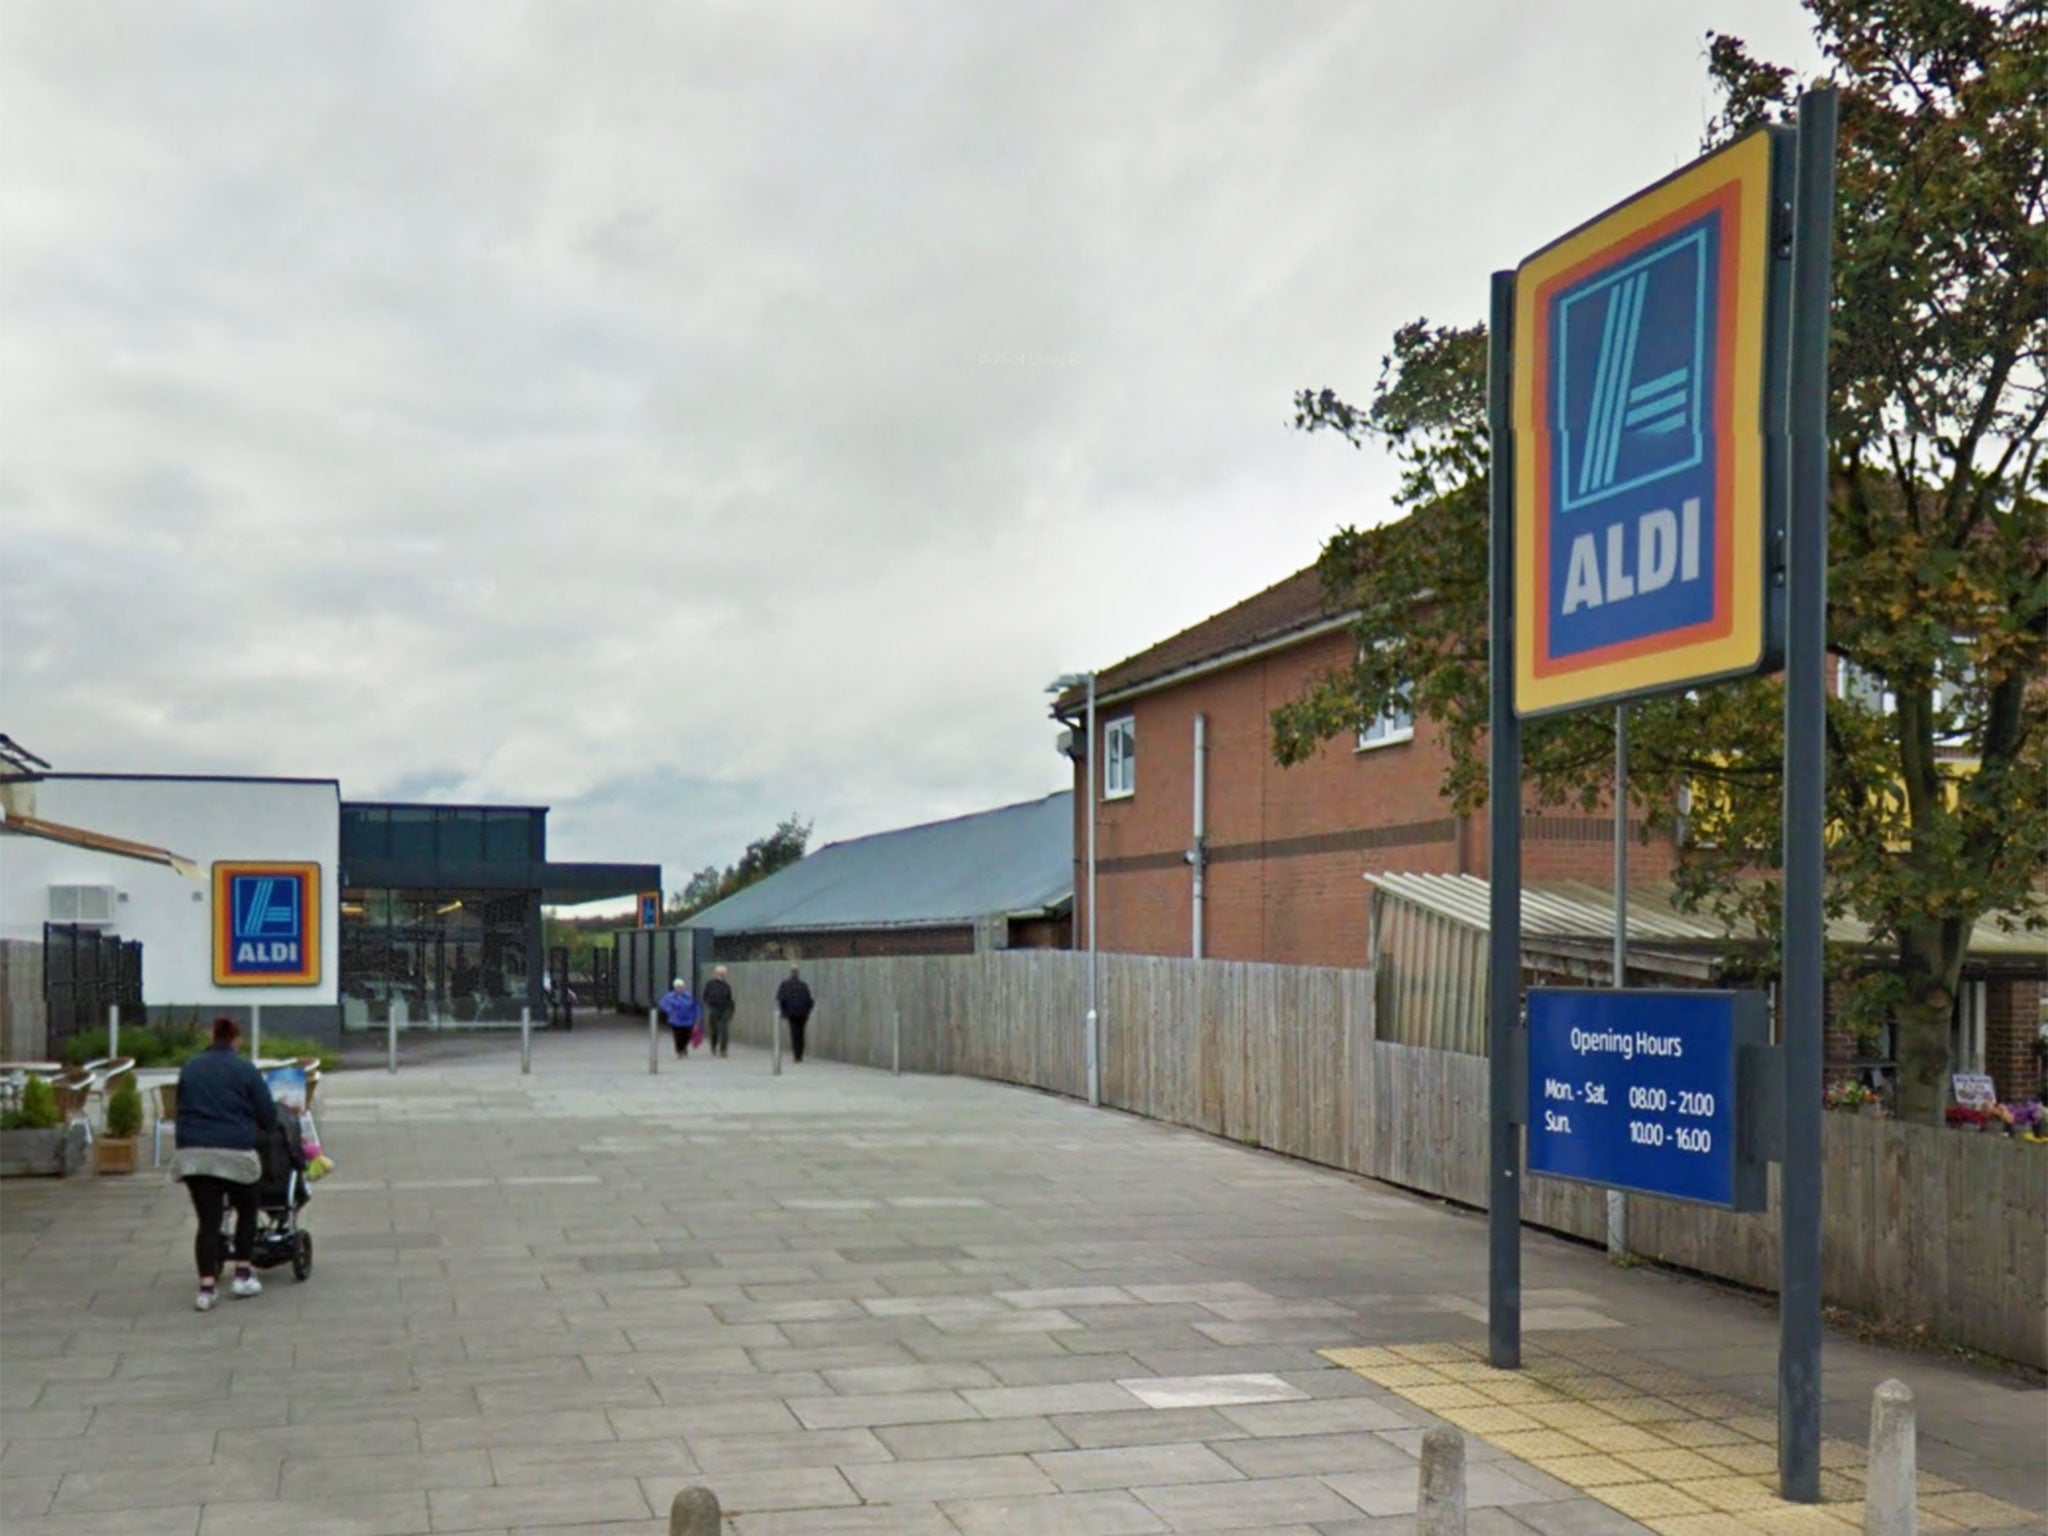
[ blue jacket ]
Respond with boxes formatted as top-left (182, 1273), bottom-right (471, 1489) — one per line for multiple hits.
top-left (660, 989), bottom-right (701, 1030)
top-left (175, 1045), bottom-right (279, 1151)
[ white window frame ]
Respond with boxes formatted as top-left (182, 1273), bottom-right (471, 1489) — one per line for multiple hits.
top-left (1102, 715), bottom-right (1136, 800)
top-left (1355, 652), bottom-right (1415, 752)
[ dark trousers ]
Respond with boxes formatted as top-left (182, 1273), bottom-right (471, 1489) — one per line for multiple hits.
top-left (708, 1009), bottom-right (732, 1055)
top-left (786, 1016), bottom-right (808, 1062)
top-left (672, 1025), bottom-right (691, 1057)
top-left (185, 1175), bottom-right (258, 1280)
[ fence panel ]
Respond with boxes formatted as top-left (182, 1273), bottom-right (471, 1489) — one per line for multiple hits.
top-left (722, 947), bottom-right (2042, 1367)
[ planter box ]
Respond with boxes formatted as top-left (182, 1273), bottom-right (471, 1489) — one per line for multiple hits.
top-left (0, 1123), bottom-right (88, 1178)
top-left (93, 1137), bottom-right (139, 1175)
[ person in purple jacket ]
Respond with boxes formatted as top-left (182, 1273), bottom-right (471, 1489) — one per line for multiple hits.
top-left (658, 978), bottom-right (701, 1058)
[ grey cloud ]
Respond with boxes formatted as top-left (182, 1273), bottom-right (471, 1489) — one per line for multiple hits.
top-left (1, 0), bottom-right (1817, 883)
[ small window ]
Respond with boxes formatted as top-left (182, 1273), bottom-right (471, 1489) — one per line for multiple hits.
top-left (1837, 658), bottom-right (1894, 714)
top-left (1357, 691), bottom-right (1415, 751)
top-left (1103, 716), bottom-right (1135, 799)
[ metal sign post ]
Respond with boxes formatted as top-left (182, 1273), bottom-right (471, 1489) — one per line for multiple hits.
top-left (1610, 706), bottom-right (1629, 1258)
top-left (1485, 267), bottom-right (1523, 1371)
top-left (1778, 85), bottom-right (1837, 1506)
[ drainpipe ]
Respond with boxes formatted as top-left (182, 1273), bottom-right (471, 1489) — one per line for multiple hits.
top-left (1190, 713), bottom-right (1208, 959)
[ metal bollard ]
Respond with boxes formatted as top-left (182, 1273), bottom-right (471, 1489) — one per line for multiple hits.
top-left (892, 1007), bottom-right (901, 1076)
top-left (388, 999), bottom-right (402, 1075)
top-left (250, 1004), bottom-right (262, 1064)
top-left (668, 1488), bottom-right (720, 1536)
top-left (772, 1012), bottom-right (783, 1076)
top-left (520, 1006), bottom-right (532, 1075)
top-left (108, 1003), bottom-right (120, 1061)
top-left (649, 1009), bottom-right (660, 1076)
top-left (1418, 1426), bottom-right (1467, 1536)
top-left (1865, 1379), bottom-right (1916, 1536)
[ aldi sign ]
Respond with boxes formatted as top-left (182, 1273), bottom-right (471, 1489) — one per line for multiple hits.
top-left (213, 862), bottom-right (321, 986)
top-left (1514, 128), bottom-right (1785, 717)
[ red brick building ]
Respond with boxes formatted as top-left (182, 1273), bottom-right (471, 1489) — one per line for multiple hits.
top-left (1052, 564), bottom-right (2044, 1100)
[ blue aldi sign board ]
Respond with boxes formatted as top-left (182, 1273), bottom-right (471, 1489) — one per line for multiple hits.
top-left (213, 862), bottom-right (321, 986)
top-left (1514, 128), bottom-right (1787, 717)
top-left (1526, 989), bottom-right (1765, 1211)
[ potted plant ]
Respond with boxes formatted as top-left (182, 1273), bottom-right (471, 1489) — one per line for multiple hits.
top-left (1824, 1080), bottom-right (1883, 1116)
top-left (0, 1076), bottom-right (84, 1177)
top-left (94, 1076), bottom-right (143, 1174)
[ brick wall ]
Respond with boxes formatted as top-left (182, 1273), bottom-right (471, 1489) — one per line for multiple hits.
top-left (1072, 629), bottom-right (1679, 969)
top-left (1985, 977), bottom-right (2045, 1103)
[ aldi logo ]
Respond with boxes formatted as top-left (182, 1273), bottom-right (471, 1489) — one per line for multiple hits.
top-left (213, 862), bottom-right (321, 986)
top-left (1514, 127), bottom-right (1783, 717)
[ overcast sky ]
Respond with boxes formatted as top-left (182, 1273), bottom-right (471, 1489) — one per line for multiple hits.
top-left (0, 1), bottom-right (1820, 901)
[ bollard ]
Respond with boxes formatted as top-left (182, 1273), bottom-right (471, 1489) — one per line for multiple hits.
top-left (668, 1488), bottom-right (720, 1536)
top-left (1418, 1426), bottom-right (1466, 1536)
top-left (388, 999), bottom-right (402, 1075)
top-left (892, 1007), bottom-right (901, 1076)
top-left (649, 1009), bottom-right (660, 1076)
top-left (1865, 1379), bottom-right (1916, 1536)
top-left (520, 1006), bottom-right (532, 1076)
top-left (250, 1004), bottom-right (262, 1065)
top-left (772, 1011), bottom-right (783, 1076)
top-left (108, 1003), bottom-right (120, 1062)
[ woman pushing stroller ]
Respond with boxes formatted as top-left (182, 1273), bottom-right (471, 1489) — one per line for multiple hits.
top-left (170, 1017), bottom-right (277, 1311)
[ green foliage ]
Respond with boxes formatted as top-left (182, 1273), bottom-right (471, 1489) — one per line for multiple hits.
top-left (105, 1075), bottom-right (144, 1139)
top-left (666, 815), bottom-right (812, 924)
top-left (262, 1036), bottom-right (338, 1073)
top-left (59, 1019), bottom-right (206, 1069)
top-left (6, 1075), bottom-right (61, 1131)
top-left (1281, 0), bottom-right (2048, 1124)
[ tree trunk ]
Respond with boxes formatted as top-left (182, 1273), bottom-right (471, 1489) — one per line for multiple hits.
top-left (1892, 922), bottom-right (1968, 1125)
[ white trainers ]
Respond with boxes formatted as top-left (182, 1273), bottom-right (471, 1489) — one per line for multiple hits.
top-left (195, 1288), bottom-right (218, 1312)
top-left (230, 1273), bottom-right (262, 1299)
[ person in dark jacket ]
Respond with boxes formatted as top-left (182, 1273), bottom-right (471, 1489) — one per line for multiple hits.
top-left (658, 978), bottom-right (701, 1058)
top-left (775, 966), bottom-right (815, 1063)
top-left (170, 1017), bottom-right (278, 1311)
top-left (701, 967), bottom-right (736, 1058)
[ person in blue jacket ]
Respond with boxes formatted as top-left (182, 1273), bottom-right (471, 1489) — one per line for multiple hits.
top-left (170, 1017), bottom-right (278, 1311)
top-left (659, 978), bottom-right (701, 1058)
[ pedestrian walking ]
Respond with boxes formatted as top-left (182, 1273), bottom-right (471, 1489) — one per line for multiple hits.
top-left (702, 966), bottom-right (735, 1057)
top-left (775, 965), bottom-right (815, 1063)
top-left (658, 977), bottom-right (701, 1058)
top-left (170, 1017), bottom-right (278, 1311)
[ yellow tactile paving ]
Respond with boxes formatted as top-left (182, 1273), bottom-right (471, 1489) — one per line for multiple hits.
top-left (1534, 1453), bottom-right (1658, 1486)
top-left (1622, 1448), bottom-right (1736, 1481)
top-left (1601, 1482), bottom-right (1717, 1519)
top-left (1318, 1338), bottom-right (2045, 1536)
top-left (1491, 1428), bottom-right (1599, 1460)
top-left (1434, 1404), bottom-right (1546, 1435)
top-left (1524, 1400), bottom-right (1626, 1430)
top-left (1574, 1423), bottom-right (1674, 1454)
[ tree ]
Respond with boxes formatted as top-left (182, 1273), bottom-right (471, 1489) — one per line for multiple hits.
top-left (664, 815), bottom-right (812, 923)
top-left (1278, 0), bottom-right (2048, 1123)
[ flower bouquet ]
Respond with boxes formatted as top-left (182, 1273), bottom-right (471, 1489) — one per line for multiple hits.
top-left (1824, 1080), bottom-right (1883, 1114)
top-left (2007, 1100), bottom-right (2045, 1143)
top-left (1944, 1104), bottom-right (1987, 1130)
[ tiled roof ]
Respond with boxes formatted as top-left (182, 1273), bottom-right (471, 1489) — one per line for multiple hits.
top-left (1058, 564), bottom-right (1346, 711)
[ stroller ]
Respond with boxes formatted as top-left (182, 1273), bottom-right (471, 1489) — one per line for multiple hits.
top-left (249, 1111), bottom-right (314, 1281)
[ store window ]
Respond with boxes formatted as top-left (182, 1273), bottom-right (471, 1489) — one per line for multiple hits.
top-left (339, 886), bottom-right (531, 1027)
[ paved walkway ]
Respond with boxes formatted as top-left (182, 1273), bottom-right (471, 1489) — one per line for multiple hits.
top-left (2, 1023), bottom-right (2042, 1536)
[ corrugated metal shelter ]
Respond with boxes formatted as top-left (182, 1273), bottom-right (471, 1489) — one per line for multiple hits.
top-left (685, 792), bottom-right (1073, 960)
top-left (1365, 872), bottom-right (2048, 1056)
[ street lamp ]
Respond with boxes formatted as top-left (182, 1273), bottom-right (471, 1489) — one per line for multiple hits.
top-left (1047, 670), bottom-right (1100, 1108)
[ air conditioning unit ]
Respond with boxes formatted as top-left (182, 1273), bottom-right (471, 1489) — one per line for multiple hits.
top-left (49, 884), bottom-right (120, 926)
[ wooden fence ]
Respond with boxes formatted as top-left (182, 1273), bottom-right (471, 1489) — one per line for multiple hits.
top-left (725, 952), bottom-right (2048, 1368)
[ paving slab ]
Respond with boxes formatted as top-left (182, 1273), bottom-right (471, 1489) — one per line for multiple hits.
top-left (5, 1024), bottom-right (2042, 1536)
